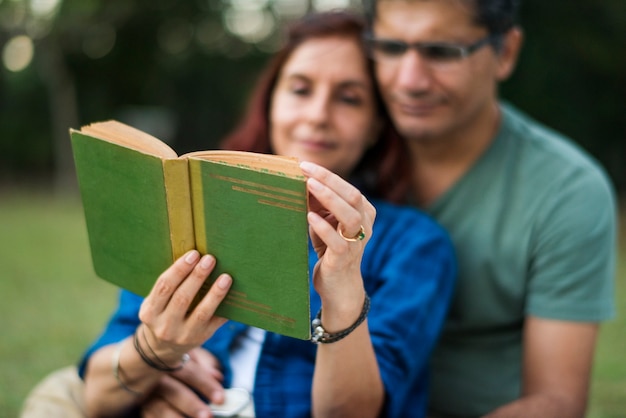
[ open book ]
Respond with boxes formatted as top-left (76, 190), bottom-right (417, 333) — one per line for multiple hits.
top-left (70, 121), bottom-right (311, 339)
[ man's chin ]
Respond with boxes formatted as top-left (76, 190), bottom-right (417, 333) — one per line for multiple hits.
top-left (391, 116), bottom-right (438, 142)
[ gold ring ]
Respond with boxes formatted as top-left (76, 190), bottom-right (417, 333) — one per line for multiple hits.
top-left (339, 225), bottom-right (366, 242)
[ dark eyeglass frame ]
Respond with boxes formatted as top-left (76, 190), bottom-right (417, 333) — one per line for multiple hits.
top-left (363, 33), bottom-right (501, 62)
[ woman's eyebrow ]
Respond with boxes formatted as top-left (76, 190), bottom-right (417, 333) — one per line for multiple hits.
top-left (282, 72), bottom-right (370, 91)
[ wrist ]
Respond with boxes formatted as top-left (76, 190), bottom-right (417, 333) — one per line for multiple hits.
top-left (134, 325), bottom-right (190, 372)
top-left (311, 292), bottom-right (370, 344)
top-left (318, 287), bottom-right (366, 330)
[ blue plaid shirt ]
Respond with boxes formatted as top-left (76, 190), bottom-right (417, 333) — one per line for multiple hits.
top-left (79, 199), bottom-right (456, 417)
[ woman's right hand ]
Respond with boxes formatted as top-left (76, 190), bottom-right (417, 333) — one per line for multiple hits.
top-left (84, 250), bottom-right (231, 417)
top-left (138, 250), bottom-right (232, 369)
top-left (140, 347), bottom-right (225, 418)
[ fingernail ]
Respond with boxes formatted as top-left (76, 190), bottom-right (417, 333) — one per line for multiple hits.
top-left (307, 177), bottom-right (323, 191)
top-left (197, 410), bottom-right (210, 418)
top-left (200, 255), bottom-right (215, 269)
top-left (217, 274), bottom-right (232, 289)
top-left (212, 389), bottom-right (225, 404)
top-left (299, 161), bottom-right (316, 174)
top-left (185, 250), bottom-right (199, 264)
top-left (307, 211), bottom-right (321, 224)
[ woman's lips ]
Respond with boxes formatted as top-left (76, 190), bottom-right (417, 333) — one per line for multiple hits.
top-left (297, 139), bottom-right (336, 152)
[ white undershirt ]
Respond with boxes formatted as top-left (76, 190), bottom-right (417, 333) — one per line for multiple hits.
top-left (229, 327), bottom-right (266, 394)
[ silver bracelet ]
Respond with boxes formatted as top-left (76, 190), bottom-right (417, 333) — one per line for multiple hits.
top-left (310, 293), bottom-right (371, 344)
top-left (112, 340), bottom-right (144, 396)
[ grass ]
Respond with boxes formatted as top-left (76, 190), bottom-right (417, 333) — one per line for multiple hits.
top-left (0, 191), bottom-right (117, 416)
top-left (0, 191), bottom-right (624, 417)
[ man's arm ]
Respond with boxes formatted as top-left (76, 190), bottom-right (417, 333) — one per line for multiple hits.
top-left (483, 316), bottom-right (598, 418)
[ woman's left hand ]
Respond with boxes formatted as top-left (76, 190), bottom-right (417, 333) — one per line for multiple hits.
top-left (299, 161), bottom-right (375, 306)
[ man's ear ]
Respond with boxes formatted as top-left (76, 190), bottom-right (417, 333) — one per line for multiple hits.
top-left (496, 27), bottom-right (523, 81)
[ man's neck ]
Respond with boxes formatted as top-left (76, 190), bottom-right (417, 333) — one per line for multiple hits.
top-left (408, 103), bottom-right (501, 207)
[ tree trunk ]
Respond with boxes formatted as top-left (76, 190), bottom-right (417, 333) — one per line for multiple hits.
top-left (36, 34), bottom-right (80, 195)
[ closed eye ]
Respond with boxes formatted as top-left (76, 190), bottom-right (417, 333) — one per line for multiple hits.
top-left (339, 95), bottom-right (363, 106)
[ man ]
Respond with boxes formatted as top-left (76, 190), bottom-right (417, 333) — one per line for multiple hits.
top-left (363, 0), bottom-right (616, 417)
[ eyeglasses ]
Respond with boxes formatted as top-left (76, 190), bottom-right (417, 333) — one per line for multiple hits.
top-left (363, 33), bottom-right (500, 70)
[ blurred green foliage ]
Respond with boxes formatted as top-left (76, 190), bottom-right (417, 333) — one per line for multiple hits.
top-left (502, 0), bottom-right (626, 191)
top-left (0, 0), bottom-right (624, 192)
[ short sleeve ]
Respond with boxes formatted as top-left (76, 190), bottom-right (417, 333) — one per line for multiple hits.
top-left (527, 165), bottom-right (617, 321)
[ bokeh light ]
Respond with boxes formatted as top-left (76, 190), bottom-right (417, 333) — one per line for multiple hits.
top-left (29, 0), bottom-right (60, 18)
top-left (82, 23), bottom-right (116, 59)
top-left (224, 7), bottom-right (275, 43)
top-left (2, 34), bottom-right (34, 72)
top-left (313, 0), bottom-right (351, 10)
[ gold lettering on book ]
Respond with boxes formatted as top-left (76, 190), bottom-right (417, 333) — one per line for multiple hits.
top-left (231, 186), bottom-right (304, 205)
top-left (210, 174), bottom-right (304, 197)
top-left (224, 290), bottom-right (297, 327)
top-left (223, 299), bottom-right (297, 327)
top-left (227, 290), bottom-right (272, 310)
top-left (258, 199), bottom-right (306, 212)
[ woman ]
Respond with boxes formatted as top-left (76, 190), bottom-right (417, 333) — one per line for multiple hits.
top-left (79, 11), bottom-right (456, 418)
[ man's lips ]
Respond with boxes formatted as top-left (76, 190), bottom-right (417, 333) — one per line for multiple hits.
top-left (389, 92), bottom-right (442, 116)
top-left (395, 100), bottom-right (440, 116)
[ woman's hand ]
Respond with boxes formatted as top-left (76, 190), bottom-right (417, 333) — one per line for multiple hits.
top-left (299, 161), bottom-right (375, 309)
top-left (138, 250), bottom-right (233, 368)
top-left (83, 252), bottom-right (231, 417)
top-left (300, 162), bottom-right (384, 418)
top-left (140, 347), bottom-right (225, 418)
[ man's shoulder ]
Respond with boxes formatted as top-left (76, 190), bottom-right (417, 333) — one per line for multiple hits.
top-left (499, 102), bottom-right (612, 187)
top-left (495, 102), bottom-right (616, 234)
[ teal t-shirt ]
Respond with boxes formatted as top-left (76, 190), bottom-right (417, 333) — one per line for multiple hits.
top-left (426, 103), bottom-right (617, 417)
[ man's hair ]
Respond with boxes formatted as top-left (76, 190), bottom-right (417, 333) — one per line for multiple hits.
top-left (363, 0), bottom-right (521, 36)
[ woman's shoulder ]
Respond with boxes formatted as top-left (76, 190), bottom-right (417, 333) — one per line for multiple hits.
top-left (371, 199), bottom-right (444, 231)
top-left (369, 199), bottom-right (453, 249)
top-left (364, 199), bottom-right (457, 285)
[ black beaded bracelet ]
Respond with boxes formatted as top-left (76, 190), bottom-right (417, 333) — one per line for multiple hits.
top-left (310, 293), bottom-right (370, 344)
top-left (133, 326), bottom-right (190, 372)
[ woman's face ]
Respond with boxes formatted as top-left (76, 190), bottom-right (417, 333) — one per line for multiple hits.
top-left (270, 35), bottom-right (381, 178)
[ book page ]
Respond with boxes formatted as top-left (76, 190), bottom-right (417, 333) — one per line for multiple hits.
top-left (187, 151), bottom-right (304, 180)
top-left (75, 120), bottom-right (178, 159)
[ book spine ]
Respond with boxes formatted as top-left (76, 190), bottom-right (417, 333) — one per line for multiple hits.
top-left (188, 160), bottom-right (208, 254)
top-left (163, 159), bottom-right (196, 259)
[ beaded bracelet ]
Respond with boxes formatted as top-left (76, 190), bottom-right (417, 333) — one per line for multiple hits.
top-left (310, 293), bottom-right (371, 344)
top-left (133, 326), bottom-right (190, 372)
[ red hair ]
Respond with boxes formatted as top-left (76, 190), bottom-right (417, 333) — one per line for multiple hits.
top-left (220, 11), bottom-right (410, 204)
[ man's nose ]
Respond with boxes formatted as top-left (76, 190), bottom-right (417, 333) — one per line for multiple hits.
top-left (395, 50), bottom-right (434, 92)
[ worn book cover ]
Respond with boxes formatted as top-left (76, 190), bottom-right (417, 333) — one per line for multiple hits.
top-left (70, 121), bottom-right (311, 339)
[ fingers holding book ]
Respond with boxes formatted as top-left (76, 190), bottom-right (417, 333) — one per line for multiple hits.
top-left (138, 250), bottom-right (232, 365)
top-left (300, 160), bottom-right (375, 248)
top-left (300, 161), bottom-right (375, 305)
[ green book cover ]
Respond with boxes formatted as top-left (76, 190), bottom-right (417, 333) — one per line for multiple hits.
top-left (70, 121), bottom-right (311, 340)
top-left (71, 132), bottom-right (176, 297)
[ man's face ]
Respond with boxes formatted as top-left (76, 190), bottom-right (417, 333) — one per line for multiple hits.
top-left (372, 0), bottom-right (508, 143)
